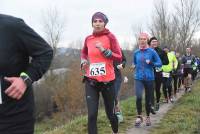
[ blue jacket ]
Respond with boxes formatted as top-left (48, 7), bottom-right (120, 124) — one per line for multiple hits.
top-left (133, 48), bottom-right (162, 81)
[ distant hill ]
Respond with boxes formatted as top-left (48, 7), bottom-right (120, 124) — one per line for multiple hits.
top-left (51, 47), bottom-right (133, 69)
top-left (51, 47), bottom-right (80, 69)
top-left (56, 47), bottom-right (80, 56)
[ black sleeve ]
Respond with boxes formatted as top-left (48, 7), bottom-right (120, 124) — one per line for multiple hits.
top-left (121, 50), bottom-right (127, 68)
top-left (161, 50), bottom-right (169, 65)
top-left (15, 19), bottom-right (53, 82)
top-left (192, 55), bottom-right (196, 65)
top-left (181, 55), bottom-right (186, 64)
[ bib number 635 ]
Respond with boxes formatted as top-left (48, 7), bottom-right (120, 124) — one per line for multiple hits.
top-left (89, 63), bottom-right (106, 76)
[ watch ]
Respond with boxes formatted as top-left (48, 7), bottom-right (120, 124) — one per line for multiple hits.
top-left (20, 75), bottom-right (32, 87)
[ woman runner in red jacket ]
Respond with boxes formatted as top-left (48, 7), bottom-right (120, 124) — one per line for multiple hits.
top-left (81, 12), bottom-right (122, 134)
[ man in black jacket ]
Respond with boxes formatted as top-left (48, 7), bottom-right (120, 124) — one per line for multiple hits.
top-left (0, 14), bottom-right (53, 134)
top-left (148, 37), bottom-right (169, 112)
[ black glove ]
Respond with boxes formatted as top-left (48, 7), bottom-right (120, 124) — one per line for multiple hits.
top-left (103, 49), bottom-right (112, 58)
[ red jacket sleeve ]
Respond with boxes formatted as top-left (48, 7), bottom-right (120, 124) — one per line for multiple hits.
top-left (81, 36), bottom-right (90, 60)
top-left (107, 33), bottom-right (122, 62)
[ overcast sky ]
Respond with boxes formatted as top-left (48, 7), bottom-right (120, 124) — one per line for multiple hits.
top-left (0, 0), bottom-right (199, 48)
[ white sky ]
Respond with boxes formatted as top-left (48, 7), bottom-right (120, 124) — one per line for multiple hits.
top-left (0, 0), bottom-right (199, 48)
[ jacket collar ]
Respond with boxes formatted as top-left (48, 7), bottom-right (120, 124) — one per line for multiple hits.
top-left (93, 28), bottom-right (110, 37)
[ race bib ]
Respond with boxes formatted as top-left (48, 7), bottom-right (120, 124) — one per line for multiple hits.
top-left (186, 60), bottom-right (192, 64)
top-left (0, 80), bottom-right (2, 104)
top-left (155, 67), bottom-right (162, 72)
top-left (89, 63), bottom-right (106, 76)
top-left (162, 72), bottom-right (170, 78)
top-left (193, 66), bottom-right (197, 70)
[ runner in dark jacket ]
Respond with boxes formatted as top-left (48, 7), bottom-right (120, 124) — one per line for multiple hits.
top-left (0, 14), bottom-right (53, 134)
top-left (181, 47), bottom-right (196, 92)
top-left (113, 49), bottom-right (126, 123)
top-left (171, 52), bottom-right (183, 99)
top-left (148, 37), bottom-right (169, 111)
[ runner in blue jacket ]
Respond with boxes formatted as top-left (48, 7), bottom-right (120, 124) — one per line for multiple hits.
top-left (133, 33), bottom-right (162, 127)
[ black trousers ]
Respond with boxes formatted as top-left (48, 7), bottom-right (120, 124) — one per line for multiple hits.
top-left (172, 74), bottom-right (178, 95)
top-left (135, 80), bottom-right (154, 116)
top-left (162, 77), bottom-right (172, 99)
top-left (192, 70), bottom-right (197, 81)
top-left (0, 85), bottom-right (35, 134)
top-left (151, 72), bottom-right (162, 105)
top-left (0, 119), bottom-right (34, 134)
top-left (85, 79), bottom-right (118, 134)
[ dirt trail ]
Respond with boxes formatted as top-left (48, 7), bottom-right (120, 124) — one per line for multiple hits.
top-left (126, 90), bottom-right (184, 134)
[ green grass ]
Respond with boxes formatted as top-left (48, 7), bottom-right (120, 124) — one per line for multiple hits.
top-left (36, 80), bottom-right (200, 134)
top-left (150, 81), bottom-right (200, 134)
top-left (35, 97), bottom-right (137, 134)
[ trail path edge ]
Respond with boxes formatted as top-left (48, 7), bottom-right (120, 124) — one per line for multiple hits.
top-left (126, 90), bottom-right (184, 134)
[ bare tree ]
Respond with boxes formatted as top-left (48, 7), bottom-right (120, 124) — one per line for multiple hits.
top-left (190, 38), bottom-right (200, 56)
top-left (149, 0), bottom-right (200, 52)
top-left (72, 39), bottom-right (83, 50)
top-left (36, 7), bottom-right (67, 117)
top-left (131, 24), bottom-right (144, 48)
top-left (42, 7), bottom-right (66, 57)
top-left (150, 0), bottom-right (173, 48)
top-left (174, 0), bottom-right (200, 52)
top-left (122, 41), bottom-right (135, 50)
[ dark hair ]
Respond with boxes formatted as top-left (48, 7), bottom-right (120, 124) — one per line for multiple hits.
top-left (148, 36), bottom-right (158, 45)
top-left (91, 12), bottom-right (109, 25)
top-left (163, 46), bottom-right (169, 50)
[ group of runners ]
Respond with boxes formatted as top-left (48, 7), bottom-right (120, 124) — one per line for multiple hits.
top-left (80, 12), bottom-right (200, 134)
top-left (1, 9), bottom-right (200, 134)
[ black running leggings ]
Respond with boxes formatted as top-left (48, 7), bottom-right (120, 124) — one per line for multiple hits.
top-left (173, 74), bottom-right (178, 95)
top-left (85, 80), bottom-right (118, 134)
top-left (162, 77), bottom-right (172, 99)
top-left (135, 80), bottom-right (154, 116)
top-left (154, 72), bottom-right (163, 103)
top-left (151, 72), bottom-right (162, 106)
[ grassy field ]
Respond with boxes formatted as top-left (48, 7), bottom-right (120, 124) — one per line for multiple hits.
top-left (150, 81), bottom-right (200, 134)
top-left (35, 97), bottom-right (137, 134)
top-left (35, 80), bottom-right (200, 134)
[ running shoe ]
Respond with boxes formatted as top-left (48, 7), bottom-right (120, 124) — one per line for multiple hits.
top-left (155, 103), bottom-right (160, 111)
top-left (116, 112), bottom-right (124, 123)
top-left (146, 116), bottom-right (151, 126)
top-left (135, 115), bottom-right (143, 127)
top-left (163, 98), bottom-right (168, 103)
top-left (150, 107), bottom-right (156, 114)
